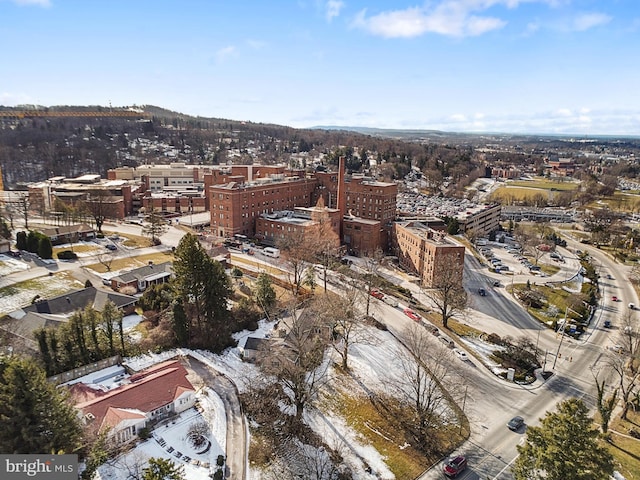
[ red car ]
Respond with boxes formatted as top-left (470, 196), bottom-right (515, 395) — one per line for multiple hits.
top-left (612, 296), bottom-right (618, 302)
top-left (370, 289), bottom-right (384, 299)
top-left (443, 455), bottom-right (467, 477)
top-left (404, 308), bottom-right (420, 322)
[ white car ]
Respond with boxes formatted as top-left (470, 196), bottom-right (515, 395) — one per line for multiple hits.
top-left (453, 348), bottom-right (468, 361)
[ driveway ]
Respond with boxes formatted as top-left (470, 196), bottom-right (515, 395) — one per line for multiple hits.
top-left (184, 356), bottom-right (247, 480)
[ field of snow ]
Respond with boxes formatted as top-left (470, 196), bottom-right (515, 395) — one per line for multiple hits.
top-left (0, 274), bottom-right (84, 316)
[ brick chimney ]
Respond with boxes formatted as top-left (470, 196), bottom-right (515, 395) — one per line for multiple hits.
top-left (337, 156), bottom-right (346, 238)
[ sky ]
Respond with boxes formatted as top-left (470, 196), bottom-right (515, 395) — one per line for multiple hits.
top-left (1, 0), bottom-right (639, 136)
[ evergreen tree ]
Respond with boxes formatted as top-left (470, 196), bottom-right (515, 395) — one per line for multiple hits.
top-left (38, 236), bottom-right (53, 259)
top-left (142, 206), bottom-right (168, 245)
top-left (172, 302), bottom-right (190, 346)
top-left (0, 218), bottom-right (11, 239)
top-left (513, 398), bottom-right (614, 480)
top-left (16, 230), bottom-right (27, 250)
top-left (254, 273), bottom-right (276, 316)
top-left (26, 230), bottom-right (40, 253)
top-left (142, 457), bottom-right (185, 480)
top-left (0, 356), bottom-right (82, 453)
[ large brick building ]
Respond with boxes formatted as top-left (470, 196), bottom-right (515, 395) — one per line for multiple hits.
top-left (393, 220), bottom-right (465, 287)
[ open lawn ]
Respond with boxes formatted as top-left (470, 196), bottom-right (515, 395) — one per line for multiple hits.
top-left (0, 272), bottom-right (85, 316)
top-left (607, 410), bottom-right (640, 479)
top-left (86, 251), bottom-right (175, 274)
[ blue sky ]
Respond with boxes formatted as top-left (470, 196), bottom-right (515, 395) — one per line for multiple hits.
top-left (1, 0), bottom-right (639, 135)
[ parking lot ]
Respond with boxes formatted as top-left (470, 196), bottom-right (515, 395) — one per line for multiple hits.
top-left (477, 239), bottom-right (573, 279)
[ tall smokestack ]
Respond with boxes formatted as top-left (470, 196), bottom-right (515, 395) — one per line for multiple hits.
top-left (337, 156), bottom-right (346, 238)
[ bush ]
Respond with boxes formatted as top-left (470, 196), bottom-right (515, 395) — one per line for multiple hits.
top-left (138, 427), bottom-right (151, 440)
top-left (212, 469), bottom-right (224, 480)
top-left (216, 455), bottom-right (225, 466)
top-left (57, 250), bottom-right (78, 260)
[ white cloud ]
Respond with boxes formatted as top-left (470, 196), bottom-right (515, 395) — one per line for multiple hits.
top-left (352, 1), bottom-right (515, 38)
top-left (570, 12), bottom-right (611, 31)
top-left (556, 108), bottom-right (572, 117)
top-left (325, 0), bottom-right (344, 22)
top-left (450, 113), bottom-right (467, 121)
top-left (214, 46), bottom-right (237, 62)
top-left (10, 0), bottom-right (51, 6)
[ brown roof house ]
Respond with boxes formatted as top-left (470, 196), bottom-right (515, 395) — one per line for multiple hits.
top-left (72, 360), bottom-right (196, 445)
top-left (108, 261), bottom-right (173, 293)
top-left (37, 223), bottom-right (95, 245)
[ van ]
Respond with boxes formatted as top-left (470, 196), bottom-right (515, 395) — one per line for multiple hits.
top-left (383, 296), bottom-right (399, 307)
top-left (262, 247), bottom-right (280, 258)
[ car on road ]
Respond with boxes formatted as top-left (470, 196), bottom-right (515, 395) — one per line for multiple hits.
top-left (507, 416), bottom-right (525, 431)
top-left (403, 308), bottom-right (420, 322)
top-left (370, 289), bottom-right (384, 299)
top-left (604, 320), bottom-right (612, 328)
top-left (492, 281), bottom-right (501, 287)
top-left (629, 303), bottom-right (635, 310)
top-left (453, 348), bottom-right (468, 361)
top-left (443, 455), bottom-right (467, 477)
top-left (105, 244), bottom-right (117, 251)
top-left (478, 288), bottom-right (487, 296)
top-left (612, 296), bottom-right (618, 302)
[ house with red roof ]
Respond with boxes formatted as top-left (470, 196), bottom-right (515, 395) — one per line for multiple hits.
top-left (73, 360), bottom-right (196, 444)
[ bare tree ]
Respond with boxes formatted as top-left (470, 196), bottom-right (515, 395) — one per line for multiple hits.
top-left (278, 230), bottom-right (313, 297)
top-left (422, 252), bottom-right (467, 329)
top-left (83, 189), bottom-right (119, 234)
top-left (10, 192), bottom-right (31, 230)
top-left (96, 251), bottom-right (115, 272)
top-left (316, 285), bottom-right (369, 371)
top-left (393, 325), bottom-right (463, 450)
top-left (607, 344), bottom-right (640, 420)
top-left (360, 248), bottom-right (384, 317)
top-left (263, 303), bottom-right (331, 422)
top-left (591, 367), bottom-right (618, 434)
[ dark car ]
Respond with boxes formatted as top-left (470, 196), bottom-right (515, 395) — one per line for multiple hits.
top-left (443, 455), bottom-right (467, 477)
top-left (478, 288), bottom-right (487, 296)
top-left (507, 416), bottom-right (525, 431)
top-left (105, 244), bottom-right (117, 251)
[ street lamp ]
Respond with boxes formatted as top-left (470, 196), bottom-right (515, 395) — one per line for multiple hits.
top-left (552, 305), bottom-right (579, 369)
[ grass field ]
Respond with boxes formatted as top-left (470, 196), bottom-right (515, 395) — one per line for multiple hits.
top-left (507, 179), bottom-right (579, 191)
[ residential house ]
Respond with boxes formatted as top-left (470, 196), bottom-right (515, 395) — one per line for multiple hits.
top-left (0, 286), bottom-right (137, 355)
top-left (37, 223), bottom-right (95, 245)
top-left (72, 360), bottom-right (196, 445)
top-left (108, 261), bottom-right (173, 293)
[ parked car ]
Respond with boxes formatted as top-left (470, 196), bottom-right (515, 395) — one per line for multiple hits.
top-left (443, 455), bottom-right (467, 477)
top-left (105, 244), bottom-right (117, 251)
top-left (403, 308), bottom-right (420, 322)
top-left (612, 296), bottom-right (618, 302)
top-left (629, 303), bottom-right (635, 310)
top-left (604, 320), bottom-right (612, 328)
top-left (507, 416), bottom-right (525, 431)
top-left (453, 348), bottom-right (468, 361)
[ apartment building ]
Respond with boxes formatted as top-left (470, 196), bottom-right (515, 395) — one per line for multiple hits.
top-left (210, 175), bottom-right (318, 238)
top-left (456, 203), bottom-right (502, 237)
top-left (393, 221), bottom-right (465, 287)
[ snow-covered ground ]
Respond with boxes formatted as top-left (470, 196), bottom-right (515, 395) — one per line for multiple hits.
top-left (0, 253), bottom-right (29, 276)
top-left (0, 274), bottom-right (83, 316)
top-left (92, 318), bottom-right (512, 480)
top-left (96, 388), bottom-right (226, 480)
